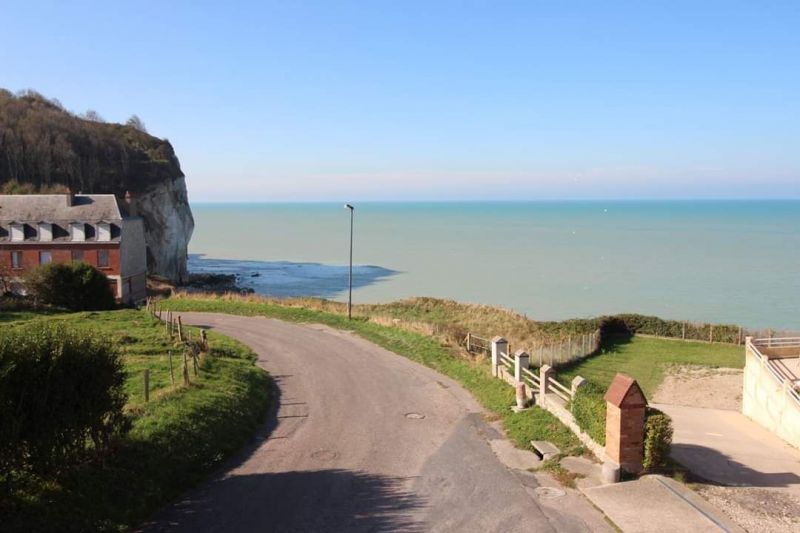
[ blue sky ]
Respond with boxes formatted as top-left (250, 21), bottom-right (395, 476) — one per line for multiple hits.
top-left (2, 1), bottom-right (799, 201)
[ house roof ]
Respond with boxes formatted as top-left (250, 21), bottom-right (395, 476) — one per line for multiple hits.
top-left (0, 194), bottom-right (123, 223)
top-left (603, 373), bottom-right (647, 407)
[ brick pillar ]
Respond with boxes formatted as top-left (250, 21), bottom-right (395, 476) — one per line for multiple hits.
top-left (491, 336), bottom-right (508, 378)
top-left (604, 373), bottom-right (647, 474)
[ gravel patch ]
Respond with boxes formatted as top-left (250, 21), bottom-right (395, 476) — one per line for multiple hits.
top-left (653, 365), bottom-right (743, 410)
top-left (694, 484), bottom-right (800, 533)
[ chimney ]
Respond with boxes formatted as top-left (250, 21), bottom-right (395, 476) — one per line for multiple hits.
top-left (66, 187), bottom-right (74, 207)
top-left (124, 190), bottom-right (137, 217)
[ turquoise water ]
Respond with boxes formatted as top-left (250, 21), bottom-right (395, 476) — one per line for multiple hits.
top-left (188, 201), bottom-right (800, 330)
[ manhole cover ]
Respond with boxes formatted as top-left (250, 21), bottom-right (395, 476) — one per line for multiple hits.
top-left (310, 449), bottom-right (338, 461)
top-left (534, 487), bottom-right (566, 499)
top-left (405, 412), bottom-right (426, 419)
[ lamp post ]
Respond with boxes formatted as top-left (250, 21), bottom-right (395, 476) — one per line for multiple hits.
top-left (344, 203), bottom-right (354, 319)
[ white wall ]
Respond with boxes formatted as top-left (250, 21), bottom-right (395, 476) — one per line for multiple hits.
top-left (742, 344), bottom-right (800, 449)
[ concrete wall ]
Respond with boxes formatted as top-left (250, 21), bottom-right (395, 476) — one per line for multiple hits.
top-left (120, 218), bottom-right (147, 278)
top-left (742, 344), bottom-right (800, 449)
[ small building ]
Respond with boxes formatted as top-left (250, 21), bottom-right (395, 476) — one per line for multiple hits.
top-left (0, 193), bottom-right (146, 304)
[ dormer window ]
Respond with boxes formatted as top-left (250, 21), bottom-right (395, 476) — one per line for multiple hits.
top-left (70, 223), bottom-right (86, 242)
top-left (10, 223), bottom-right (24, 242)
top-left (38, 223), bottom-right (53, 242)
top-left (97, 223), bottom-right (111, 242)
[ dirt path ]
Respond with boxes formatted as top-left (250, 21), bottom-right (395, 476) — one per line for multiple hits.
top-left (138, 313), bottom-right (610, 532)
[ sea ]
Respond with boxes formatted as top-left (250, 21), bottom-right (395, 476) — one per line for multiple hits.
top-left (187, 201), bottom-right (800, 330)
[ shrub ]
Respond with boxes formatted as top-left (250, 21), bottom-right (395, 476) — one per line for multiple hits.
top-left (570, 383), bottom-right (606, 445)
top-left (643, 407), bottom-right (673, 471)
top-left (25, 262), bottom-right (116, 311)
top-left (0, 323), bottom-right (128, 476)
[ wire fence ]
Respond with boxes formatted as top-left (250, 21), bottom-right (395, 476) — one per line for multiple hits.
top-left (530, 330), bottom-right (601, 367)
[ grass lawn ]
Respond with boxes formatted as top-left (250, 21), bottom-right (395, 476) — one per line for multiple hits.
top-left (558, 335), bottom-right (745, 397)
top-left (0, 308), bottom-right (270, 533)
top-left (159, 295), bottom-right (581, 455)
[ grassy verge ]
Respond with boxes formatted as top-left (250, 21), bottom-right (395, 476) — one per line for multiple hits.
top-left (558, 335), bottom-right (744, 397)
top-left (0, 309), bottom-right (270, 533)
top-left (159, 295), bottom-right (581, 454)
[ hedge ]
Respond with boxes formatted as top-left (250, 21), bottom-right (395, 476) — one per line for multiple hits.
top-left (643, 407), bottom-right (673, 471)
top-left (570, 383), bottom-right (606, 445)
top-left (0, 323), bottom-right (128, 477)
top-left (599, 314), bottom-right (742, 344)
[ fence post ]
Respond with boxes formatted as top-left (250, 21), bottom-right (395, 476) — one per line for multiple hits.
top-left (200, 329), bottom-right (208, 352)
top-left (143, 369), bottom-right (150, 403)
top-left (178, 316), bottom-right (184, 342)
top-left (571, 375), bottom-right (587, 396)
top-left (467, 333), bottom-right (472, 352)
top-left (182, 350), bottom-right (190, 385)
top-left (539, 364), bottom-right (554, 407)
top-left (491, 336), bottom-right (508, 378)
top-left (514, 349), bottom-right (530, 383)
top-left (168, 350), bottom-right (175, 385)
top-left (738, 326), bottom-right (743, 345)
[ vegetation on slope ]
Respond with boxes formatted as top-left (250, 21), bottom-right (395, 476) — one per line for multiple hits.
top-left (0, 309), bottom-right (270, 533)
top-left (0, 89), bottom-right (183, 195)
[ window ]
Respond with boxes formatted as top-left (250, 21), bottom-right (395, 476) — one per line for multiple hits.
top-left (39, 251), bottom-right (52, 265)
top-left (11, 251), bottom-right (22, 269)
top-left (98, 249), bottom-right (110, 268)
top-left (71, 250), bottom-right (84, 262)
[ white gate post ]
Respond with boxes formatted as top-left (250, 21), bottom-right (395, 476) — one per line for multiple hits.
top-left (491, 336), bottom-right (508, 377)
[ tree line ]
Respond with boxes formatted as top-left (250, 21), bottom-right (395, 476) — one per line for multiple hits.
top-left (0, 89), bottom-right (183, 196)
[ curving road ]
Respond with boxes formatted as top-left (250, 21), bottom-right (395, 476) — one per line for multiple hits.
top-left (140, 313), bottom-right (609, 532)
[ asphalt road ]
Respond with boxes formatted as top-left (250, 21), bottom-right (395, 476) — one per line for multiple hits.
top-left (139, 313), bottom-right (604, 532)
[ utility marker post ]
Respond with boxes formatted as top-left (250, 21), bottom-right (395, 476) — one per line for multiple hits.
top-left (344, 203), bottom-right (355, 319)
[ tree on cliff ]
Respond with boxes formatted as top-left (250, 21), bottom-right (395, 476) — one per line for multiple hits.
top-left (0, 89), bottom-right (182, 195)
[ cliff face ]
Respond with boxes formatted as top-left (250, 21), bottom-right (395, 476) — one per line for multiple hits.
top-left (133, 177), bottom-right (194, 283)
top-left (0, 89), bottom-right (194, 282)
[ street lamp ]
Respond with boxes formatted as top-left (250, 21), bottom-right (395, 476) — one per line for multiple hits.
top-left (344, 203), bottom-right (354, 319)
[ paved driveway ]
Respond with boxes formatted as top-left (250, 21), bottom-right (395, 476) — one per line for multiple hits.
top-left (653, 403), bottom-right (800, 494)
top-left (139, 313), bottom-right (608, 532)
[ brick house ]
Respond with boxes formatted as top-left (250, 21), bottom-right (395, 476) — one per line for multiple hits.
top-left (0, 193), bottom-right (147, 304)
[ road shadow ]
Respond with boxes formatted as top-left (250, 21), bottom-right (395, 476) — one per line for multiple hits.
top-left (140, 469), bottom-right (425, 532)
top-left (671, 443), bottom-right (800, 489)
top-left (188, 254), bottom-right (399, 299)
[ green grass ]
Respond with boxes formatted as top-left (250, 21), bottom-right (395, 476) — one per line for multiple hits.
top-left (0, 308), bottom-right (270, 533)
top-left (159, 296), bottom-right (581, 454)
top-left (558, 335), bottom-right (745, 397)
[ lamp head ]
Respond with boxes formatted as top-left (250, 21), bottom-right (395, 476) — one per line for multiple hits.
top-left (344, 203), bottom-right (354, 210)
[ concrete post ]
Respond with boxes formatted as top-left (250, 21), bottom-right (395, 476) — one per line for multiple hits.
top-left (571, 375), bottom-right (587, 396)
top-left (539, 364), bottom-right (554, 407)
top-left (491, 336), bottom-right (508, 378)
top-left (514, 349), bottom-right (530, 383)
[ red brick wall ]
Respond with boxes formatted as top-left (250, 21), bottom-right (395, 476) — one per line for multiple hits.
top-left (0, 244), bottom-right (121, 277)
top-left (605, 403), bottom-right (645, 473)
